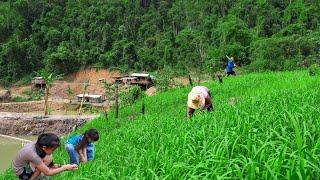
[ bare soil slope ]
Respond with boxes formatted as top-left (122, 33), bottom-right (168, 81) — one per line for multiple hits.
top-left (7, 69), bottom-right (120, 100)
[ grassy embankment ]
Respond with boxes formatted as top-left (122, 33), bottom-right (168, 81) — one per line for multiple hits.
top-left (1, 71), bottom-right (319, 179)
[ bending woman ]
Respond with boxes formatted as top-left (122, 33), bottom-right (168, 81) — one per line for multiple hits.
top-left (187, 86), bottom-right (214, 118)
top-left (13, 133), bottom-right (77, 180)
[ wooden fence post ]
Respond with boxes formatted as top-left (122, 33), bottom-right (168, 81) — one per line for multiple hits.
top-left (188, 74), bottom-right (193, 86)
top-left (115, 83), bottom-right (119, 119)
top-left (217, 74), bottom-right (223, 83)
top-left (78, 81), bottom-right (89, 115)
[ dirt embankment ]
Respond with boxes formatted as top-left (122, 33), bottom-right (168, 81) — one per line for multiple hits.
top-left (0, 69), bottom-right (114, 136)
top-left (0, 100), bottom-right (64, 113)
top-left (9, 69), bottom-right (121, 100)
top-left (0, 112), bottom-right (96, 136)
top-left (50, 69), bottom-right (120, 99)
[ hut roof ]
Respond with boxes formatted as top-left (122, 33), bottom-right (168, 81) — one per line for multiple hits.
top-left (32, 77), bottom-right (46, 84)
top-left (76, 94), bottom-right (102, 98)
top-left (131, 73), bottom-right (150, 77)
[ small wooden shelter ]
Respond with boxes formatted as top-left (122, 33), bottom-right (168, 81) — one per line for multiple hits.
top-left (76, 93), bottom-right (104, 103)
top-left (31, 77), bottom-right (46, 90)
top-left (114, 73), bottom-right (155, 90)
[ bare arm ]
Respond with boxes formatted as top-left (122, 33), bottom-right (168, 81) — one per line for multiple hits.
top-left (78, 148), bottom-right (88, 163)
top-left (82, 147), bottom-right (88, 163)
top-left (187, 107), bottom-right (195, 118)
top-left (34, 162), bottom-right (77, 176)
top-left (205, 96), bottom-right (212, 106)
top-left (30, 170), bottom-right (41, 180)
top-left (78, 149), bottom-right (85, 162)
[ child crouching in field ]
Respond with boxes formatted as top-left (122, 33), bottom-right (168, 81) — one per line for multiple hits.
top-left (13, 133), bottom-right (77, 180)
top-left (65, 129), bottom-right (99, 165)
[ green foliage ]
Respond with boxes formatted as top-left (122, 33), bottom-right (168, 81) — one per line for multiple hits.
top-left (249, 37), bottom-right (287, 71)
top-left (213, 15), bottom-right (254, 47)
top-left (11, 96), bottom-right (29, 102)
top-left (309, 64), bottom-right (320, 76)
top-left (154, 68), bottom-right (175, 92)
top-left (11, 89), bottom-right (45, 102)
top-left (12, 74), bottom-right (35, 87)
top-left (35, 69), bottom-right (63, 87)
top-left (120, 85), bottom-right (144, 107)
top-left (2, 71), bottom-right (319, 179)
top-left (66, 85), bottom-right (73, 103)
top-left (101, 81), bottom-right (116, 100)
top-left (175, 28), bottom-right (206, 72)
top-left (81, 104), bottom-right (101, 114)
top-left (249, 31), bottom-right (320, 71)
top-left (0, 0), bottom-right (319, 85)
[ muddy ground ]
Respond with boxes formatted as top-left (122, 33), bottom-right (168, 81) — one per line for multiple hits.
top-left (0, 112), bottom-right (96, 135)
top-left (0, 100), bottom-right (65, 113)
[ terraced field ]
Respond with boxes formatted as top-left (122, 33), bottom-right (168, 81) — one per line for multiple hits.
top-left (1, 71), bottom-right (319, 179)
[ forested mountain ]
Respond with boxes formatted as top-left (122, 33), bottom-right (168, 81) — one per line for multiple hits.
top-left (0, 0), bottom-right (319, 85)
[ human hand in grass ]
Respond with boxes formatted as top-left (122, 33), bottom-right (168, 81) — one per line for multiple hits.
top-left (63, 164), bottom-right (78, 171)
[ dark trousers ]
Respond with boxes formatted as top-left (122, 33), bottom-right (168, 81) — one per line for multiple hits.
top-left (18, 167), bottom-right (34, 180)
top-left (207, 92), bottom-right (213, 111)
top-left (227, 71), bottom-right (236, 76)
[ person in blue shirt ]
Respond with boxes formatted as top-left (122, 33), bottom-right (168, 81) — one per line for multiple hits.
top-left (65, 129), bottom-right (99, 165)
top-left (226, 56), bottom-right (236, 76)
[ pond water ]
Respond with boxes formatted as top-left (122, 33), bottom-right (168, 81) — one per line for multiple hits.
top-left (0, 136), bottom-right (37, 172)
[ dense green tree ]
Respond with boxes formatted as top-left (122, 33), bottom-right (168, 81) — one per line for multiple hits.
top-left (0, 0), bottom-right (319, 85)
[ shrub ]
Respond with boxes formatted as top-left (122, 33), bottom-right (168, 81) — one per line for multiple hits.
top-left (11, 96), bottom-right (29, 102)
top-left (120, 85), bottom-right (144, 107)
top-left (22, 89), bottom-right (44, 101)
top-left (155, 69), bottom-right (174, 92)
top-left (309, 64), bottom-right (320, 76)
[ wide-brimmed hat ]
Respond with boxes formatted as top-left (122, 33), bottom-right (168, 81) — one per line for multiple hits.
top-left (188, 90), bottom-right (205, 109)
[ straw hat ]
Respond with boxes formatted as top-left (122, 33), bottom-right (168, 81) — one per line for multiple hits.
top-left (188, 90), bottom-right (205, 109)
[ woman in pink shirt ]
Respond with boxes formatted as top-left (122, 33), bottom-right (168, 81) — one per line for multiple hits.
top-left (187, 86), bottom-right (214, 118)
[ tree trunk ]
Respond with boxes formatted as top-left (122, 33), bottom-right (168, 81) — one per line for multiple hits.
top-left (44, 87), bottom-right (49, 115)
top-left (188, 74), bottom-right (193, 86)
top-left (78, 93), bottom-right (85, 115)
top-left (78, 82), bottom-right (89, 115)
top-left (217, 74), bottom-right (223, 83)
top-left (115, 84), bottom-right (119, 119)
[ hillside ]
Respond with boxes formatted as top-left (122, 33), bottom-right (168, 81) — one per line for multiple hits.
top-left (1, 1), bottom-right (319, 86)
top-left (1, 71), bottom-right (319, 179)
top-left (7, 69), bottom-right (120, 99)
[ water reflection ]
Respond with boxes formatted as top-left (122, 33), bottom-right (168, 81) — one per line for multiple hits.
top-left (0, 136), bottom-right (37, 172)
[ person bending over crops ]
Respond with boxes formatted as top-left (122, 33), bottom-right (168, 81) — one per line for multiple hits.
top-left (65, 129), bottom-right (99, 165)
top-left (13, 133), bottom-right (78, 180)
top-left (187, 86), bottom-right (214, 118)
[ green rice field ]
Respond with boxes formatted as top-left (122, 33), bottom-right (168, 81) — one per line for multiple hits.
top-left (1, 71), bottom-right (319, 179)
